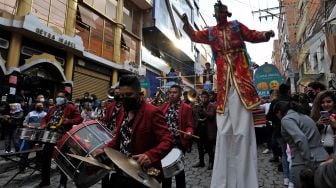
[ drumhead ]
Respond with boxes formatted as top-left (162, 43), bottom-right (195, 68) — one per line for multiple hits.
top-left (161, 148), bottom-right (182, 167)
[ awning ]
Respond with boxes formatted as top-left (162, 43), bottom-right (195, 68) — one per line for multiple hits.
top-left (327, 5), bottom-right (336, 25)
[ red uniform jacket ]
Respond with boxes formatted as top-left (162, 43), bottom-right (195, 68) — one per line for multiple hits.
top-left (102, 101), bottom-right (124, 127)
top-left (41, 103), bottom-right (83, 131)
top-left (160, 102), bottom-right (193, 151)
top-left (107, 100), bottom-right (173, 175)
top-left (184, 20), bottom-right (270, 112)
top-left (205, 102), bottom-right (217, 141)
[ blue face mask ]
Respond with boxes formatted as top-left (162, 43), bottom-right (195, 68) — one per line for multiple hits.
top-left (55, 97), bottom-right (66, 106)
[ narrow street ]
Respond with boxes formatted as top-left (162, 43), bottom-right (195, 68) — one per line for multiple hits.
top-left (0, 141), bottom-right (284, 188)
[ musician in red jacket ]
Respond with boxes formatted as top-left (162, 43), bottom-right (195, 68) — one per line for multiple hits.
top-left (38, 90), bottom-right (83, 188)
top-left (160, 84), bottom-right (193, 188)
top-left (106, 75), bottom-right (173, 187)
top-left (102, 86), bottom-right (123, 135)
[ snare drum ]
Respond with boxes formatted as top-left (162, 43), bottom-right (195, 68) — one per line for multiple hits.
top-left (18, 128), bottom-right (41, 141)
top-left (39, 130), bottom-right (62, 144)
top-left (161, 148), bottom-right (184, 178)
top-left (53, 120), bottom-right (113, 188)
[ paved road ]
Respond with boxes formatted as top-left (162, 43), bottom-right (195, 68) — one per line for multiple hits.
top-left (0, 142), bottom-right (284, 188)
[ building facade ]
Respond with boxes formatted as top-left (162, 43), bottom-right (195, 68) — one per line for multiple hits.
top-left (0, 0), bottom-right (149, 102)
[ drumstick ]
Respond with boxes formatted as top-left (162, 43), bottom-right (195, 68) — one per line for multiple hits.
top-left (172, 128), bottom-right (200, 139)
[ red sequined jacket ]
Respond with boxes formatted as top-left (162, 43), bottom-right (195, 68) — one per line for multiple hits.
top-left (184, 20), bottom-right (271, 113)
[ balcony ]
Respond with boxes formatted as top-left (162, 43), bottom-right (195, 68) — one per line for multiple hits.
top-left (130, 0), bottom-right (153, 10)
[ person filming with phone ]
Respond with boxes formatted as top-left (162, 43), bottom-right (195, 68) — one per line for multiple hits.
top-left (311, 90), bottom-right (336, 159)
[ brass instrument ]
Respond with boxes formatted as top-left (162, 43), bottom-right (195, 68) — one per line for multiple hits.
top-left (151, 88), bottom-right (165, 106)
top-left (187, 89), bottom-right (207, 122)
top-left (187, 89), bottom-right (197, 103)
top-left (107, 88), bottom-right (115, 99)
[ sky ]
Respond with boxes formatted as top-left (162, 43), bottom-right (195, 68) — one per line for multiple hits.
top-left (199, 0), bottom-right (279, 65)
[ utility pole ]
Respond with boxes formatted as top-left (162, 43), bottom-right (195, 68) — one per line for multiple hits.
top-left (252, 6), bottom-right (283, 22)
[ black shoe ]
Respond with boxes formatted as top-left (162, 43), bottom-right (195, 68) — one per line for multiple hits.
top-left (269, 157), bottom-right (279, 163)
top-left (277, 163), bottom-right (283, 172)
top-left (208, 163), bottom-right (213, 170)
top-left (58, 184), bottom-right (66, 188)
top-left (192, 162), bottom-right (205, 168)
top-left (37, 182), bottom-right (50, 188)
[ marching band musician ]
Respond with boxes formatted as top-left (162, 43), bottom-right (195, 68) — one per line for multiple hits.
top-left (182, 1), bottom-right (275, 187)
top-left (100, 86), bottom-right (123, 188)
top-left (192, 91), bottom-right (217, 170)
top-left (105, 75), bottom-right (173, 187)
top-left (160, 85), bottom-right (193, 188)
top-left (38, 90), bottom-right (83, 188)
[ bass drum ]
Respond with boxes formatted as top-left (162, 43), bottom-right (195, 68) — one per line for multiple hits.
top-left (52, 120), bottom-right (113, 188)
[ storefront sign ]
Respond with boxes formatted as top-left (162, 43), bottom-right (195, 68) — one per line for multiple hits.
top-left (22, 15), bottom-right (84, 51)
top-left (254, 63), bottom-right (284, 97)
top-left (124, 61), bottom-right (139, 74)
top-left (35, 28), bottom-right (76, 48)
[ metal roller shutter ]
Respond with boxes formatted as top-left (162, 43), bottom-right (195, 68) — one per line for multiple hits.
top-left (72, 66), bottom-right (110, 101)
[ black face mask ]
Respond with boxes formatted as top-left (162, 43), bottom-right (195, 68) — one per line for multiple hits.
top-left (36, 107), bottom-right (43, 112)
top-left (122, 97), bottom-right (140, 111)
top-left (114, 95), bottom-right (121, 102)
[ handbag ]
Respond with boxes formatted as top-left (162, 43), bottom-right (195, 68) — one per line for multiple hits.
top-left (321, 125), bottom-right (335, 147)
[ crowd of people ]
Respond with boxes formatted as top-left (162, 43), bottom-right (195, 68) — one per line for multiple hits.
top-left (257, 81), bottom-right (336, 188)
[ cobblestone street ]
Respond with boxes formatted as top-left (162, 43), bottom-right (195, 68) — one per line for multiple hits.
top-left (0, 141), bottom-right (285, 188)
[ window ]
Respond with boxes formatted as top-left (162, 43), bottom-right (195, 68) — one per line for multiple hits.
top-left (32, 0), bottom-right (66, 33)
top-left (90, 13), bottom-right (104, 56)
top-left (103, 21), bottom-right (114, 61)
top-left (0, 0), bottom-right (17, 14)
top-left (320, 42), bottom-right (325, 60)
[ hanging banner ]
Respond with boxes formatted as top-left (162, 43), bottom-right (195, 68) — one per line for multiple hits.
top-left (254, 63), bottom-right (284, 97)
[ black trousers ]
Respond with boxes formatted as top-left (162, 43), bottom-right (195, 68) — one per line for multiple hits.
top-left (196, 123), bottom-right (214, 164)
top-left (108, 171), bottom-right (148, 188)
top-left (40, 143), bottom-right (67, 185)
top-left (162, 170), bottom-right (186, 188)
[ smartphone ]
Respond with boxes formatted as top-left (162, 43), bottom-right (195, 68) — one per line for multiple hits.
top-left (320, 111), bottom-right (331, 118)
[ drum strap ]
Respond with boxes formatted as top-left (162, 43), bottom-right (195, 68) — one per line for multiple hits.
top-left (49, 108), bottom-right (64, 129)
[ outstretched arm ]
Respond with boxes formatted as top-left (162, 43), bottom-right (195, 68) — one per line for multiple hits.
top-left (182, 13), bottom-right (210, 44)
top-left (239, 22), bottom-right (274, 43)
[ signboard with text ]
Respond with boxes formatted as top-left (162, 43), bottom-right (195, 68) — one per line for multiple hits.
top-left (254, 63), bottom-right (284, 97)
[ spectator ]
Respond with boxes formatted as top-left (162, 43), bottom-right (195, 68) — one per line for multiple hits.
top-left (91, 94), bottom-right (100, 110)
top-left (274, 101), bottom-right (328, 188)
top-left (81, 102), bottom-right (97, 122)
top-left (203, 62), bottom-right (214, 92)
top-left (4, 103), bottom-right (24, 153)
top-left (80, 92), bottom-right (93, 108)
top-left (306, 81), bottom-right (326, 103)
top-left (47, 98), bottom-right (55, 110)
top-left (267, 84), bottom-right (292, 186)
top-left (0, 102), bottom-right (10, 141)
top-left (310, 90), bottom-right (336, 159)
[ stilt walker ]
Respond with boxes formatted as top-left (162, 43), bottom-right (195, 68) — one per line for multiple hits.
top-left (181, 1), bottom-right (275, 187)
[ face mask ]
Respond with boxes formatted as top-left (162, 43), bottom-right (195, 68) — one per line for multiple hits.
top-left (114, 95), bottom-right (121, 102)
top-left (39, 98), bottom-right (45, 102)
top-left (56, 97), bottom-right (66, 106)
top-left (122, 97), bottom-right (140, 111)
top-left (36, 107), bottom-right (43, 112)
